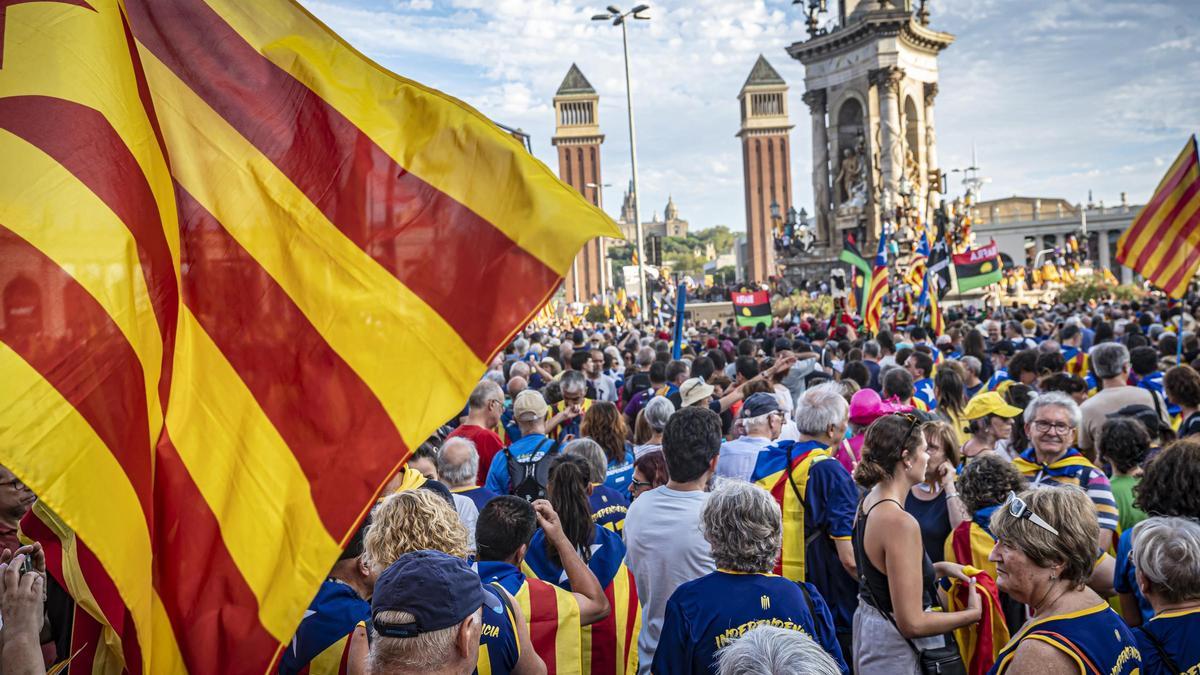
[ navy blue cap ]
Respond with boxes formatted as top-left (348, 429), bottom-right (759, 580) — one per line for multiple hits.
top-left (741, 392), bottom-right (783, 418)
top-left (371, 550), bottom-right (490, 638)
top-left (989, 340), bottom-right (1016, 356)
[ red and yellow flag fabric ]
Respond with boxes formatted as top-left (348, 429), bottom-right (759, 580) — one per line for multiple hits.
top-left (1116, 135), bottom-right (1200, 297)
top-left (0, 1), bottom-right (619, 673)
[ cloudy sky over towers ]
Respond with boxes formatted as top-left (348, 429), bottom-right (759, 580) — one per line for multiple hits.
top-left (303, 0), bottom-right (1199, 232)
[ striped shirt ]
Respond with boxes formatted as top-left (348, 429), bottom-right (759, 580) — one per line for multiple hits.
top-left (1012, 448), bottom-right (1119, 533)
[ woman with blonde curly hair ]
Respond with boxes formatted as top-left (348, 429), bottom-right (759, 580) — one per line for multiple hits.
top-left (580, 401), bottom-right (636, 493)
top-left (348, 489), bottom-right (545, 675)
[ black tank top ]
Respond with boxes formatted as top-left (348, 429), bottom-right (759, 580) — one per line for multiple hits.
top-left (853, 498), bottom-right (936, 613)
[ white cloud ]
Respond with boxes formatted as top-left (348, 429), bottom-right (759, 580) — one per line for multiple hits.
top-left (301, 0), bottom-right (1200, 231)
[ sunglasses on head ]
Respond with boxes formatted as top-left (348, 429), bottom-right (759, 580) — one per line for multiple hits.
top-left (894, 412), bottom-right (921, 451)
top-left (1004, 491), bottom-right (1060, 536)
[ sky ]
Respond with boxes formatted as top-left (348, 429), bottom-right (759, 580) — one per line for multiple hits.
top-left (300, 0), bottom-right (1200, 233)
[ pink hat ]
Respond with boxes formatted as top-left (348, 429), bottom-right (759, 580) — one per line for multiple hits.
top-left (848, 389), bottom-right (913, 426)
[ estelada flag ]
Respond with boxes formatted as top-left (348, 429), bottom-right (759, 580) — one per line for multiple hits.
top-left (0, 1), bottom-right (619, 673)
top-left (954, 241), bottom-right (1004, 292)
top-left (731, 290), bottom-right (771, 328)
top-left (1116, 136), bottom-right (1200, 298)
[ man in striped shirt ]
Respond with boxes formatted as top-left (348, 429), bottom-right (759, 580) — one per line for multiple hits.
top-left (1012, 392), bottom-right (1119, 551)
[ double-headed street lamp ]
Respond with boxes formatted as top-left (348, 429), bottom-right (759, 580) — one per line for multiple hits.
top-left (592, 4), bottom-right (650, 302)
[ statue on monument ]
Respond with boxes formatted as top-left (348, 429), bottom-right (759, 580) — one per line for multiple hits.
top-left (835, 134), bottom-right (868, 209)
top-left (904, 148), bottom-right (921, 190)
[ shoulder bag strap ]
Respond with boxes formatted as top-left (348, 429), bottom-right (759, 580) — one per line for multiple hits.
top-left (857, 502), bottom-right (925, 658)
top-left (1140, 622), bottom-right (1182, 674)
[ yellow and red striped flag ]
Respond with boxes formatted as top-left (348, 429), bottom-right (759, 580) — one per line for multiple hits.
top-left (1116, 135), bottom-right (1200, 298)
top-left (863, 230), bottom-right (889, 334)
top-left (0, 1), bottom-right (619, 673)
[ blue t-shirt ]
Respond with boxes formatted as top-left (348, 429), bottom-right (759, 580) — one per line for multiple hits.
top-left (485, 433), bottom-right (554, 495)
top-left (605, 448), bottom-right (636, 493)
top-left (1134, 608), bottom-right (1200, 675)
top-left (1114, 528), bottom-right (1154, 622)
top-left (525, 523), bottom-right (626, 590)
top-left (278, 579), bottom-right (369, 675)
top-left (477, 583), bottom-right (521, 675)
top-left (802, 458), bottom-right (859, 636)
top-left (589, 483), bottom-right (629, 534)
top-left (652, 571), bottom-right (848, 675)
top-left (453, 485), bottom-right (498, 512)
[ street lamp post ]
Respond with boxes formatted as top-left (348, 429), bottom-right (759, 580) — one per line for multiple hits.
top-left (593, 4), bottom-right (650, 303)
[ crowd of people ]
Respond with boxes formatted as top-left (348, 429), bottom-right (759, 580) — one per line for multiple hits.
top-left (3, 296), bottom-right (1200, 674)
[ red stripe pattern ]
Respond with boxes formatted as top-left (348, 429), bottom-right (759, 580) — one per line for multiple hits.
top-left (124, 0), bottom-right (559, 362)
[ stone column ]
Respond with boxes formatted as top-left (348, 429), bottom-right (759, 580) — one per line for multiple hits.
top-left (923, 82), bottom-right (940, 212)
top-left (803, 88), bottom-right (831, 244)
top-left (871, 66), bottom-right (905, 209)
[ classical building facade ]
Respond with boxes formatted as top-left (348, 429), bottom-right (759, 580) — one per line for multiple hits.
top-left (737, 55), bottom-right (794, 282)
top-left (552, 64), bottom-right (607, 301)
top-left (617, 186), bottom-right (688, 240)
top-left (788, 0), bottom-right (953, 246)
top-left (971, 195), bottom-right (1139, 284)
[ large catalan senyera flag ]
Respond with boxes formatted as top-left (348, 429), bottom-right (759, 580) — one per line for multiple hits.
top-left (1116, 136), bottom-right (1200, 298)
top-left (731, 290), bottom-right (772, 328)
top-left (863, 230), bottom-right (889, 334)
top-left (0, 1), bottom-right (619, 673)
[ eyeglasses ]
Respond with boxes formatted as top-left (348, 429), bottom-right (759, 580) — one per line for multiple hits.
top-left (0, 477), bottom-right (29, 491)
top-left (1031, 420), bottom-right (1073, 436)
top-left (629, 478), bottom-right (652, 491)
top-left (1004, 491), bottom-right (1060, 536)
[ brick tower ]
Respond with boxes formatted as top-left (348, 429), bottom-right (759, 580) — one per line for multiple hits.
top-left (552, 64), bottom-right (607, 303)
top-left (738, 55), bottom-right (793, 283)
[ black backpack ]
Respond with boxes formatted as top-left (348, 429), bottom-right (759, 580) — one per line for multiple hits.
top-left (506, 437), bottom-right (560, 502)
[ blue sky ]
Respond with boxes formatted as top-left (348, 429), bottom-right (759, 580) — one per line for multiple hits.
top-left (301, 0), bottom-right (1199, 233)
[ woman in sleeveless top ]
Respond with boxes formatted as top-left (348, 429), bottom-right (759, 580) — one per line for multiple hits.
top-left (987, 487), bottom-right (1140, 674)
top-left (852, 414), bottom-right (983, 674)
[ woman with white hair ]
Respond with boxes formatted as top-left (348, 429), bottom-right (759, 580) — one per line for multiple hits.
top-left (748, 382), bottom-right (860, 663)
top-left (715, 626), bottom-right (843, 675)
top-left (653, 480), bottom-right (848, 674)
top-left (1131, 516), bottom-right (1200, 674)
top-left (632, 395), bottom-right (674, 459)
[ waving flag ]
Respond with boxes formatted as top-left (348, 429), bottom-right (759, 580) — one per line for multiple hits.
top-left (954, 241), bottom-right (1004, 292)
top-left (863, 229), bottom-right (889, 334)
top-left (0, 1), bottom-right (619, 673)
top-left (1116, 136), bottom-right (1200, 298)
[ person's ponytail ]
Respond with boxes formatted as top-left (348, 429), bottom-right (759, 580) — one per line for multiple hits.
top-left (546, 454), bottom-right (596, 567)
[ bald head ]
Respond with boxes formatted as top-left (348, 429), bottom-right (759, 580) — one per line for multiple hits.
top-left (507, 376), bottom-right (527, 397)
top-left (437, 437), bottom-right (478, 489)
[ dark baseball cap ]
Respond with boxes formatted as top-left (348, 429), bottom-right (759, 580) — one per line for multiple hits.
top-left (989, 341), bottom-right (1016, 356)
top-left (741, 392), bottom-right (783, 418)
top-left (371, 550), bottom-right (495, 637)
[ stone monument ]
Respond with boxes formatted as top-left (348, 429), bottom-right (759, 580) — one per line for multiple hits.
top-left (788, 0), bottom-right (953, 248)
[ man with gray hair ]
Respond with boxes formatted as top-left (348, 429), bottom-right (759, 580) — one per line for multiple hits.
top-left (437, 437), bottom-right (497, 513)
top-left (652, 480), bottom-right (847, 674)
top-left (748, 382), bottom-right (858, 662)
top-left (447, 379), bottom-right (506, 485)
top-left (961, 355), bottom-right (985, 399)
top-left (1079, 342), bottom-right (1170, 454)
top-left (1014, 391), bottom-right (1119, 551)
top-left (716, 626), bottom-right (844, 675)
top-left (548, 370), bottom-right (592, 442)
top-left (716, 393), bottom-right (785, 481)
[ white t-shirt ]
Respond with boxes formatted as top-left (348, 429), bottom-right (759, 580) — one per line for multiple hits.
top-left (624, 486), bottom-right (715, 673)
top-left (452, 493), bottom-right (478, 554)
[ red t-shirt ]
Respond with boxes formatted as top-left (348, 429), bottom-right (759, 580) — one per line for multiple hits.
top-left (447, 424), bottom-right (505, 485)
